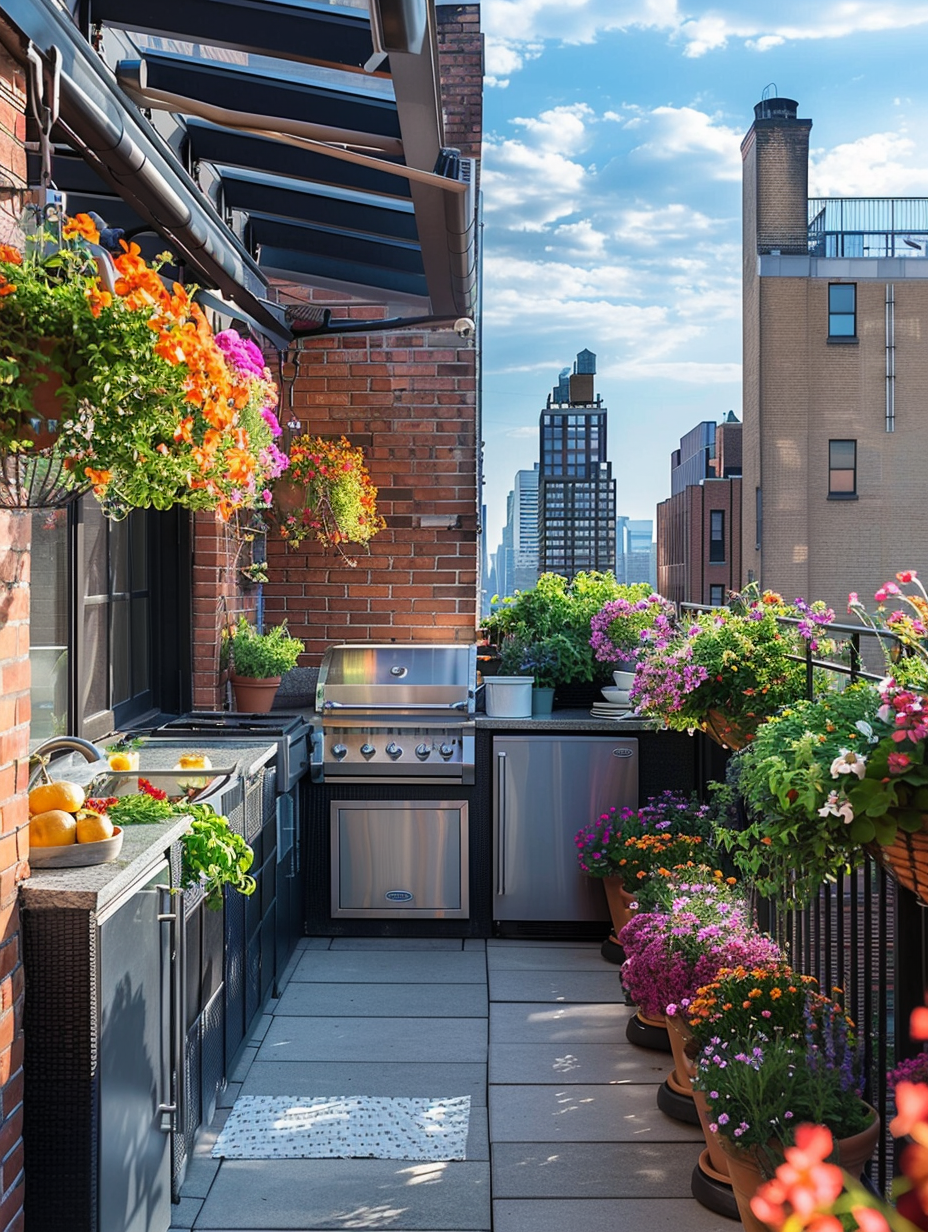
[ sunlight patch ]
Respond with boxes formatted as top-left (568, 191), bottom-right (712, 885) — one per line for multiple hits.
top-left (211, 1095), bottom-right (471, 1161)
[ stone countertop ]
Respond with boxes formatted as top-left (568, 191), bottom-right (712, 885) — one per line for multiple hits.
top-left (20, 815), bottom-right (194, 914)
top-left (280, 704), bottom-right (658, 734)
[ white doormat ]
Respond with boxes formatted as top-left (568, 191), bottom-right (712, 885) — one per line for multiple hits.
top-left (211, 1095), bottom-right (471, 1161)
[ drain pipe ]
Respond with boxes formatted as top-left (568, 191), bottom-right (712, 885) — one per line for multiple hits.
top-left (886, 283), bottom-right (895, 433)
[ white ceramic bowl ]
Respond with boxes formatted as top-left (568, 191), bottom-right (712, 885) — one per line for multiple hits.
top-left (613, 670), bottom-right (635, 688)
top-left (29, 826), bottom-right (124, 869)
top-left (601, 687), bottom-right (630, 705)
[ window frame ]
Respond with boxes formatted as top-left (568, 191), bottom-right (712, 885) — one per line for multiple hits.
top-left (828, 438), bottom-right (858, 499)
top-left (828, 283), bottom-right (857, 338)
top-left (708, 509), bottom-right (725, 563)
top-left (709, 584), bottom-right (725, 607)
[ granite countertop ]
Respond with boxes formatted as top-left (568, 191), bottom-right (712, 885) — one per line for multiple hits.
top-left (281, 703), bottom-right (659, 734)
top-left (20, 815), bottom-right (194, 913)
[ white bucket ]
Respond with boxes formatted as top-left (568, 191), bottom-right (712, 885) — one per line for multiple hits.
top-left (484, 676), bottom-right (533, 718)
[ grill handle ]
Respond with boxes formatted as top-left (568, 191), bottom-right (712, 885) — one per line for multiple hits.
top-left (322, 700), bottom-right (470, 711)
top-left (496, 751), bottom-right (507, 897)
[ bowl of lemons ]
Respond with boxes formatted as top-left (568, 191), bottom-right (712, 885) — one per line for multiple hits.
top-left (28, 780), bottom-right (124, 868)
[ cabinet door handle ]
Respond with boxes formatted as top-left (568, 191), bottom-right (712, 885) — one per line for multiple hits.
top-left (496, 751), bottom-right (507, 897)
top-left (158, 885), bottom-right (186, 1138)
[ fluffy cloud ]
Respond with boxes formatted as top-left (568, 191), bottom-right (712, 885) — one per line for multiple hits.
top-left (481, 0), bottom-right (928, 79)
top-left (809, 132), bottom-right (928, 198)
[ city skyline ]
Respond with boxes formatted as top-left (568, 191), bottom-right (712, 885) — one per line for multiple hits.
top-left (479, 1), bottom-right (928, 551)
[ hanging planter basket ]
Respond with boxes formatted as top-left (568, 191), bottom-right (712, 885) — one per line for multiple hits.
top-left (0, 446), bottom-right (87, 510)
top-left (700, 707), bottom-right (755, 751)
top-left (866, 814), bottom-right (928, 905)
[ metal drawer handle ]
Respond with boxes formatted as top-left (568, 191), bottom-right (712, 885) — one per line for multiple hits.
top-left (323, 700), bottom-right (469, 710)
top-left (496, 751), bottom-right (507, 897)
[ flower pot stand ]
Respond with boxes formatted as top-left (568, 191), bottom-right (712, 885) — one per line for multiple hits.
top-left (656, 1018), bottom-right (699, 1124)
top-left (624, 1011), bottom-right (672, 1053)
top-left (690, 1154), bottom-right (740, 1221)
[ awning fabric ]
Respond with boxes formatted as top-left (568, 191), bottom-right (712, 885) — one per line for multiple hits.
top-left (0, 0), bottom-right (476, 343)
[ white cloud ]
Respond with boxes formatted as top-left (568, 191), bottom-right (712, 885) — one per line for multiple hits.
top-left (809, 132), bottom-right (928, 197)
top-left (604, 359), bottom-right (743, 383)
top-left (615, 202), bottom-right (722, 248)
top-left (628, 106), bottom-right (743, 180)
top-left (550, 218), bottom-right (609, 256)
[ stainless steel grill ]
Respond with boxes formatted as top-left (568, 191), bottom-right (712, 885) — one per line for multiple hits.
top-left (315, 644), bottom-right (476, 783)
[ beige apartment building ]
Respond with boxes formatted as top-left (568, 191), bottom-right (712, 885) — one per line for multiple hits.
top-left (741, 97), bottom-right (928, 614)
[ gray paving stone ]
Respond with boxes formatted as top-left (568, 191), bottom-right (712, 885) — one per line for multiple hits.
top-left (218, 1082), bottom-right (242, 1108)
top-left (291, 951), bottom-right (487, 985)
top-left (328, 938), bottom-right (465, 950)
top-left (247, 1013), bottom-right (273, 1043)
top-left (486, 945), bottom-right (615, 972)
top-left (165, 1196), bottom-right (201, 1228)
top-left (487, 939), bottom-right (602, 949)
top-left (489, 1042), bottom-right (668, 1085)
top-left (489, 1083), bottom-right (705, 1143)
top-left (489, 1001), bottom-right (633, 1044)
top-left (258, 1015), bottom-right (488, 1063)
top-left (488, 969), bottom-right (624, 1003)
top-left (463, 939), bottom-right (486, 951)
top-left (492, 1197), bottom-right (736, 1232)
top-left (239, 1060), bottom-right (488, 1104)
top-left (194, 1158), bottom-right (491, 1229)
top-left (275, 981), bottom-right (488, 1018)
top-left (229, 1046), bottom-right (258, 1083)
top-left (492, 1141), bottom-right (702, 1197)
top-left (300, 937), bottom-right (333, 950)
top-left (178, 1152), bottom-right (220, 1199)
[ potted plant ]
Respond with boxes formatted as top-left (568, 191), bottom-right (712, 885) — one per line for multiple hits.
top-left (687, 963), bottom-right (879, 1231)
top-left (227, 616), bottom-right (305, 712)
top-left (497, 632), bottom-right (588, 714)
top-left (484, 572), bottom-right (635, 703)
top-left (0, 211), bottom-right (285, 518)
top-left (275, 433), bottom-right (386, 562)
top-left (630, 588), bottom-right (831, 749)
top-left (589, 590), bottom-right (677, 677)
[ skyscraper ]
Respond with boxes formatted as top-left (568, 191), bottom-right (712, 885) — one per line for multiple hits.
top-left (538, 351), bottom-right (617, 578)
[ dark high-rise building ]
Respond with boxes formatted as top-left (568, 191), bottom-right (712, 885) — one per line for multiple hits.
top-left (538, 350), bottom-right (617, 578)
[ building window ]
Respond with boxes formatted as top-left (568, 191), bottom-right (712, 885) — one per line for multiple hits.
top-left (709, 510), bottom-right (725, 563)
top-left (828, 439), bottom-right (857, 498)
top-left (828, 283), bottom-right (856, 337)
top-left (709, 584), bottom-right (725, 607)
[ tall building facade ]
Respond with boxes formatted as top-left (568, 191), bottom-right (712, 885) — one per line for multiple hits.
top-left (741, 95), bottom-right (928, 611)
top-left (616, 517), bottom-right (656, 587)
top-left (656, 415), bottom-right (743, 605)
top-left (512, 466), bottom-right (540, 591)
top-left (538, 350), bottom-right (617, 578)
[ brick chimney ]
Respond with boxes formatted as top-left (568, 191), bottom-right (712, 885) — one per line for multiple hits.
top-left (741, 97), bottom-right (812, 257)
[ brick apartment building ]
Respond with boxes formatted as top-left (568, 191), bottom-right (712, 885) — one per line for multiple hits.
top-left (656, 414), bottom-right (742, 606)
top-left (0, 3), bottom-right (482, 1226)
top-left (741, 95), bottom-right (928, 612)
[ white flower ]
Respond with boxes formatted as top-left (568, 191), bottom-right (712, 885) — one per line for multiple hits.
top-left (819, 790), bottom-right (854, 825)
top-left (829, 749), bottom-right (867, 779)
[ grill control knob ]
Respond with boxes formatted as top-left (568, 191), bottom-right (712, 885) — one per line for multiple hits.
top-left (360, 743), bottom-right (376, 757)
top-left (439, 743), bottom-right (455, 758)
top-left (415, 743), bottom-right (431, 758)
top-left (385, 742), bottom-right (402, 759)
top-left (332, 743), bottom-right (348, 760)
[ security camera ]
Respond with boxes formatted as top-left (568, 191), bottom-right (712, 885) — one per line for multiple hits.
top-left (453, 317), bottom-right (476, 339)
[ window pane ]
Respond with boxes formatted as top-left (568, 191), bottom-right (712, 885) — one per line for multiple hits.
top-left (829, 314), bottom-right (855, 336)
top-left (29, 510), bottom-right (70, 744)
top-left (84, 499), bottom-right (108, 597)
top-left (130, 510), bottom-right (149, 588)
top-left (829, 284), bottom-right (855, 312)
top-left (111, 598), bottom-right (130, 703)
top-left (132, 597), bottom-right (151, 695)
top-left (82, 602), bottom-right (108, 718)
top-left (830, 469), bottom-right (856, 493)
top-left (830, 440), bottom-right (856, 467)
top-left (111, 516), bottom-right (130, 595)
top-left (710, 511), bottom-right (724, 539)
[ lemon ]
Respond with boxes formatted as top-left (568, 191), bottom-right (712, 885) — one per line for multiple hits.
top-left (75, 810), bottom-right (115, 844)
top-left (29, 780), bottom-right (85, 816)
top-left (107, 751), bottom-right (139, 772)
top-left (31, 809), bottom-right (78, 847)
top-left (176, 754), bottom-right (211, 770)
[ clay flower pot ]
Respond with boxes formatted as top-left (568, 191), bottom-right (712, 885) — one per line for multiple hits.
top-left (230, 673), bottom-right (281, 713)
top-left (602, 875), bottom-right (637, 939)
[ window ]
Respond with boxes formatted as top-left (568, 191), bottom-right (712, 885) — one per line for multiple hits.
top-left (828, 283), bottom-right (856, 337)
top-left (709, 585), bottom-right (725, 607)
top-left (829, 439), bottom-right (857, 498)
top-left (709, 510), bottom-right (725, 563)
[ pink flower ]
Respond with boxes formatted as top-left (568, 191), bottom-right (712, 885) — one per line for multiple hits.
top-left (898, 570), bottom-right (918, 584)
top-left (888, 752), bottom-right (912, 774)
top-left (890, 1082), bottom-right (928, 1138)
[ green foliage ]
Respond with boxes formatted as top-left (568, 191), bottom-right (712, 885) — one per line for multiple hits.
top-left (497, 631), bottom-right (589, 688)
top-left (485, 572), bottom-right (640, 684)
top-left (228, 616), bottom-right (304, 678)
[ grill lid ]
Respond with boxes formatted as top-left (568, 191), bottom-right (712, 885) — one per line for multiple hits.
top-left (316, 644), bottom-right (476, 716)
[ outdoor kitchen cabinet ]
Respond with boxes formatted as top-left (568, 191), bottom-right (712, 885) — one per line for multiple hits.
top-left (20, 819), bottom-right (192, 1232)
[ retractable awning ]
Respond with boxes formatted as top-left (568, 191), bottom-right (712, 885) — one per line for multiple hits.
top-left (0, 0), bottom-right (476, 343)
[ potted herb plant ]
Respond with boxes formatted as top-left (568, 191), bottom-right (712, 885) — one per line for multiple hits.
top-left (0, 211), bottom-right (285, 517)
top-left (227, 616), bottom-right (305, 712)
top-left (497, 632), bottom-right (588, 714)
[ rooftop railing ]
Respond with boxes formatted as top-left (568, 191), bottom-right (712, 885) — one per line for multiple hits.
top-left (808, 197), bottom-right (928, 258)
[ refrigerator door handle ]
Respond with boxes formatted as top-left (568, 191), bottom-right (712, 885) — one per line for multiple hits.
top-left (496, 751), bottom-right (507, 896)
top-left (157, 884), bottom-right (184, 1140)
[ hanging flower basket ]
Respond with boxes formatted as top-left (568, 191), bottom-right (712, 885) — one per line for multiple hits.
top-left (866, 815), bottom-right (928, 905)
top-left (700, 707), bottom-right (754, 751)
top-left (0, 446), bottom-right (87, 509)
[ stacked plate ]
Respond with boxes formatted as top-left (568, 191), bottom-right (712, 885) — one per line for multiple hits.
top-left (591, 685), bottom-right (632, 719)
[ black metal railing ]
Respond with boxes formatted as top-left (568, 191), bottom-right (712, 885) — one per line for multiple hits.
top-left (681, 601), bottom-right (926, 1187)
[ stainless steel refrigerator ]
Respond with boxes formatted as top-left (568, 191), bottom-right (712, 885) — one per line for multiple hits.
top-left (493, 735), bottom-right (638, 924)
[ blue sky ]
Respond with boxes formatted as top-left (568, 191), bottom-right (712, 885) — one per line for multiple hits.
top-left (478, 1), bottom-right (928, 555)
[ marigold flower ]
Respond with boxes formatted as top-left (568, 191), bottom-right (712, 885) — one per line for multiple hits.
top-left (0, 244), bottom-right (22, 265)
top-left (62, 212), bottom-right (100, 243)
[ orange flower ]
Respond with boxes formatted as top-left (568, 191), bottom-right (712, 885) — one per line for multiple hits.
top-left (0, 277), bottom-right (16, 296)
top-left (84, 284), bottom-right (113, 317)
top-left (84, 467), bottom-right (112, 494)
top-left (62, 213), bottom-right (100, 244)
top-left (0, 244), bottom-right (22, 265)
top-left (890, 1082), bottom-right (928, 1139)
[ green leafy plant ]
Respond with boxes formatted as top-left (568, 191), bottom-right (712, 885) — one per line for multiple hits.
top-left (276, 434), bottom-right (385, 559)
top-left (106, 793), bottom-right (255, 908)
top-left (228, 616), bottom-right (304, 679)
top-left (497, 632), bottom-right (588, 688)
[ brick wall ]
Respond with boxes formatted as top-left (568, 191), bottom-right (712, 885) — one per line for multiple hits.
top-left (259, 4), bottom-right (483, 663)
top-left (191, 513), bottom-right (260, 710)
top-left (0, 42), bottom-right (29, 1232)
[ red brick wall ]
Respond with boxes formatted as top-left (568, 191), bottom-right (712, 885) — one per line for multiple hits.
top-left (260, 5), bottom-right (483, 662)
top-left (0, 43), bottom-right (29, 1232)
top-left (191, 513), bottom-right (260, 710)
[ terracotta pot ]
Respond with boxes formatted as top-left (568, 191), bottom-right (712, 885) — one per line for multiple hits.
top-left (718, 1106), bottom-right (880, 1232)
top-left (230, 673), bottom-right (281, 713)
top-left (867, 815), bottom-right (928, 906)
top-left (701, 707), bottom-right (754, 751)
top-left (273, 479), bottom-right (307, 512)
top-left (692, 1088), bottom-right (732, 1181)
top-left (602, 875), bottom-right (638, 940)
top-left (666, 1014), bottom-right (695, 1095)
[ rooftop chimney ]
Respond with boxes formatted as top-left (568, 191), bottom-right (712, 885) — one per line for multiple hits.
top-left (742, 95), bottom-right (812, 256)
